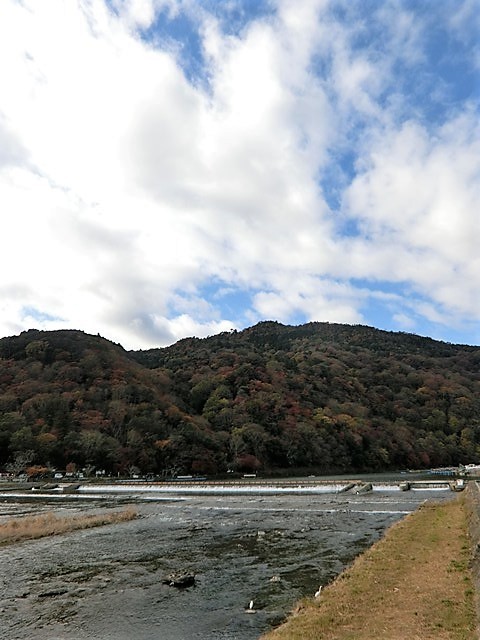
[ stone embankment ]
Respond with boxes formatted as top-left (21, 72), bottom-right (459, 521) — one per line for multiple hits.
top-left (466, 482), bottom-right (480, 602)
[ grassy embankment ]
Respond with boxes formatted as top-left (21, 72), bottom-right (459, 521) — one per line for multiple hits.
top-left (0, 508), bottom-right (137, 545)
top-left (261, 489), bottom-right (479, 640)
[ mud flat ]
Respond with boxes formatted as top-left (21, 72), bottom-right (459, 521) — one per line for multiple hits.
top-left (0, 484), bottom-right (453, 639)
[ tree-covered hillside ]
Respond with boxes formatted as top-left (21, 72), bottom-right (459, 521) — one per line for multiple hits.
top-left (1, 323), bottom-right (480, 477)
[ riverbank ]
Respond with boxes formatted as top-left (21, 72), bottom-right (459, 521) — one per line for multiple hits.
top-left (261, 486), bottom-right (479, 640)
top-left (0, 507), bottom-right (137, 545)
top-left (0, 487), bottom-right (443, 639)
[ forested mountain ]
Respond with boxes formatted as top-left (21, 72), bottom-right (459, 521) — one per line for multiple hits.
top-left (1, 322), bottom-right (480, 478)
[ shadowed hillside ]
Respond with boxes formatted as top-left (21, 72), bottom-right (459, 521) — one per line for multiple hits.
top-left (1, 323), bottom-right (480, 477)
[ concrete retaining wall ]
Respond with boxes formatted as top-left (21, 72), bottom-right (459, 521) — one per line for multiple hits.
top-left (464, 482), bottom-right (480, 632)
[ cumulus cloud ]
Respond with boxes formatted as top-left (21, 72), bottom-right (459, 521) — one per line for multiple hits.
top-left (0, 0), bottom-right (478, 348)
top-left (343, 110), bottom-right (480, 317)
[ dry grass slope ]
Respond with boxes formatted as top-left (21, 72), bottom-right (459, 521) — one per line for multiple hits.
top-left (0, 508), bottom-right (137, 545)
top-left (261, 495), bottom-right (477, 640)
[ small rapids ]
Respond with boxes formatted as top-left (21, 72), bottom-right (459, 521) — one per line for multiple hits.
top-left (0, 483), bottom-right (451, 639)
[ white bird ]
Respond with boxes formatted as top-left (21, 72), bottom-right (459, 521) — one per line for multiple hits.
top-left (245, 599), bottom-right (257, 614)
top-left (314, 586), bottom-right (322, 598)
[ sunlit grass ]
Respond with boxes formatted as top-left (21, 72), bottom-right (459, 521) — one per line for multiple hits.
top-left (0, 507), bottom-right (137, 545)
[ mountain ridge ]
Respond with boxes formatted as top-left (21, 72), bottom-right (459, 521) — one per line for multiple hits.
top-left (0, 322), bottom-right (479, 477)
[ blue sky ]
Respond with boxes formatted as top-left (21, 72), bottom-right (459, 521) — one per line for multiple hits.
top-left (1, 0), bottom-right (479, 349)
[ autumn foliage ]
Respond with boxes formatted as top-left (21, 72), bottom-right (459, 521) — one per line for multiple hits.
top-left (0, 323), bottom-right (479, 477)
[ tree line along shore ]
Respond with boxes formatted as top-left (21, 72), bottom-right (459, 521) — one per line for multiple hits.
top-left (1, 323), bottom-right (480, 481)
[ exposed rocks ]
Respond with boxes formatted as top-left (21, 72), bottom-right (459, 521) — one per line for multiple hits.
top-left (162, 571), bottom-right (195, 588)
top-left (38, 589), bottom-right (68, 599)
top-left (338, 483), bottom-right (355, 493)
top-left (62, 484), bottom-right (81, 494)
top-left (352, 482), bottom-right (373, 495)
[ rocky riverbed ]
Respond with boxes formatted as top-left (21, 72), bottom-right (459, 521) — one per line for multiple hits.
top-left (0, 484), bottom-right (452, 639)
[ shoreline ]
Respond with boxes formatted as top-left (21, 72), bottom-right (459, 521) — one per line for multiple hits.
top-left (260, 485), bottom-right (480, 639)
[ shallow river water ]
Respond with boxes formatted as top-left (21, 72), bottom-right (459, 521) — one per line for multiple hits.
top-left (0, 482), bottom-right (452, 640)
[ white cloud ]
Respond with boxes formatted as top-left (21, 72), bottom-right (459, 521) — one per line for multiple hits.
top-left (343, 110), bottom-right (480, 320)
top-left (252, 275), bottom-right (364, 326)
top-left (392, 313), bottom-right (415, 331)
top-left (0, 0), bottom-right (478, 348)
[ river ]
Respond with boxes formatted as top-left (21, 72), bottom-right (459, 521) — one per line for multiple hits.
top-left (0, 479), bottom-right (453, 639)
